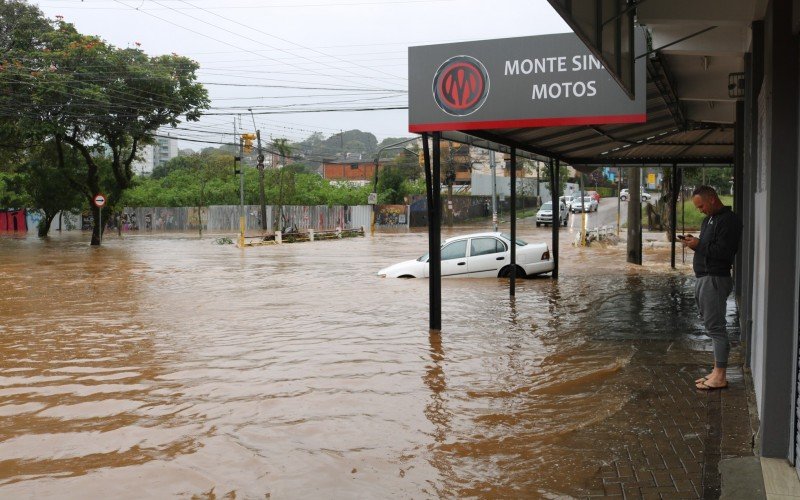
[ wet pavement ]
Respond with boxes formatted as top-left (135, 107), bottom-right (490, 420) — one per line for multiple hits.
top-left (0, 221), bottom-right (755, 498)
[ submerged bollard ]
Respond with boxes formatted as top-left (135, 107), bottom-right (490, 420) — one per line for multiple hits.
top-left (309, 229), bottom-right (315, 241)
top-left (275, 230), bottom-right (282, 244)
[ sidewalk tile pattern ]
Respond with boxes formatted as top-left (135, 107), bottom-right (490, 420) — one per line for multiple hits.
top-left (560, 341), bottom-right (753, 499)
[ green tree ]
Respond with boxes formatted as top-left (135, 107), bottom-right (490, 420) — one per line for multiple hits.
top-left (542, 162), bottom-right (570, 199)
top-left (682, 166), bottom-right (733, 194)
top-left (183, 151), bottom-right (233, 236)
top-left (0, 3), bottom-right (209, 245)
top-left (0, 171), bottom-right (29, 209)
top-left (376, 154), bottom-right (424, 204)
top-left (23, 143), bottom-right (85, 236)
top-left (0, 142), bottom-right (86, 237)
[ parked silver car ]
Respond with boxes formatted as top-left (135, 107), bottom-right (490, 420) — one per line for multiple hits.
top-left (569, 196), bottom-right (598, 213)
top-left (536, 201), bottom-right (568, 227)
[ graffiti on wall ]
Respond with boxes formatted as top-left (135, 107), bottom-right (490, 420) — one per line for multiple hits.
top-left (375, 205), bottom-right (407, 226)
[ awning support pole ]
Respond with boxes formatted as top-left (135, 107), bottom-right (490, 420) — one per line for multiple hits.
top-left (423, 133), bottom-right (441, 332)
top-left (510, 148), bottom-right (517, 296)
top-left (555, 159), bottom-right (561, 278)
top-left (550, 158), bottom-right (559, 279)
top-left (670, 163), bottom-right (679, 269)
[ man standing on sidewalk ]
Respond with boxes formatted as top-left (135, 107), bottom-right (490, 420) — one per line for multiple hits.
top-left (681, 185), bottom-right (742, 390)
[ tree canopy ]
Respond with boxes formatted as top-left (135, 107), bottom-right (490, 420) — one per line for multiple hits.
top-left (0, 1), bottom-right (209, 243)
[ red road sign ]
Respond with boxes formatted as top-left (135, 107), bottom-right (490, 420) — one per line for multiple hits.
top-left (93, 193), bottom-right (107, 208)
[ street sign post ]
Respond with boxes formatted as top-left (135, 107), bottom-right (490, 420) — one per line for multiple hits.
top-left (93, 193), bottom-right (106, 243)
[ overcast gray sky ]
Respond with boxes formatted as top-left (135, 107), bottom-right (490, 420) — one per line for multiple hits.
top-left (33, 0), bottom-right (569, 148)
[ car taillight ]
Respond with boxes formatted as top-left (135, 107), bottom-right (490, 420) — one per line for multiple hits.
top-left (541, 249), bottom-right (550, 260)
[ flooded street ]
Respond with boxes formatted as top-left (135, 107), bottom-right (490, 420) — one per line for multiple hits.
top-left (0, 222), bottom-right (704, 498)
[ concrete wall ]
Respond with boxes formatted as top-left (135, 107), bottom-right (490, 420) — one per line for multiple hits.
top-left (743, 1), bottom-right (800, 460)
top-left (471, 173), bottom-right (581, 202)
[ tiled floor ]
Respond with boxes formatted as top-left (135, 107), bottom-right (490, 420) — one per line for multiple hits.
top-left (565, 340), bottom-right (756, 498)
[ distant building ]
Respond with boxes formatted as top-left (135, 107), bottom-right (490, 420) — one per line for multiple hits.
top-left (131, 135), bottom-right (179, 176)
top-left (132, 145), bottom-right (155, 176)
top-left (322, 159), bottom-right (387, 183)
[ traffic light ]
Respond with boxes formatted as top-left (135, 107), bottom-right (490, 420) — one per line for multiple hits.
top-left (241, 133), bottom-right (256, 154)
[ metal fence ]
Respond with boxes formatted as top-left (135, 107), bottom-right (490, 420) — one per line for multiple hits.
top-left (115, 205), bottom-right (371, 233)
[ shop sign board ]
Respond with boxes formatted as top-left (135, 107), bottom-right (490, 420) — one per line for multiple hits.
top-left (408, 29), bottom-right (646, 133)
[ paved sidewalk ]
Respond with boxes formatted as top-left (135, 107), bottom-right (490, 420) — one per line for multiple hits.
top-left (561, 340), bottom-right (755, 498)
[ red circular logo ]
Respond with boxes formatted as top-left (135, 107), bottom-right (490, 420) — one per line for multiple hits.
top-left (432, 55), bottom-right (489, 116)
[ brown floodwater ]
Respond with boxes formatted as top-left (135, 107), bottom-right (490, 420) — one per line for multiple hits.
top-left (0, 224), bottom-right (698, 498)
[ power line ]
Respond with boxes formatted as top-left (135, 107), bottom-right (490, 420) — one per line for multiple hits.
top-left (174, 0), bottom-right (406, 82)
top-left (109, 0), bottom-right (404, 91)
top-left (39, 0), bottom-right (457, 9)
top-left (201, 81), bottom-right (404, 91)
top-left (201, 106), bottom-right (407, 115)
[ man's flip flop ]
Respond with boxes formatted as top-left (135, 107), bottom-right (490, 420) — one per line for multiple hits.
top-left (695, 376), bottom-right (708, 384)
top-left (696, 381), bottom-right (728, 390)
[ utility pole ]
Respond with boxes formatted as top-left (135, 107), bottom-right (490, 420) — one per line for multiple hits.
top-left (580, 173), bottom-right (587, 246)
top-left (627, 167), bottom-right (642, 264)
top-left (234, 118), bottom-right (245, 247)
top-left (256, 130), bottom-right (267, 232)
top-left (490, 150), bottom-right (498, 231)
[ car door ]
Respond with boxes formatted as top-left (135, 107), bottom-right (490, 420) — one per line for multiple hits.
top-left (467, 237), bottom-right (508, 277)
top-left (440, 239), bottom-right (468, 277)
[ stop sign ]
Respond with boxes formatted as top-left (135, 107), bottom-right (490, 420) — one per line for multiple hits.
top-left (93, 193), bottom-right (107, 208)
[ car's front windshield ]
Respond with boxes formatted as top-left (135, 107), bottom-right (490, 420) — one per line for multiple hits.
top-left (541, 202), bottom-right (552, 210)
top-left (500, 233), bottom-right (527, 246)
top-left (417, 253), bottom-right (428, 262)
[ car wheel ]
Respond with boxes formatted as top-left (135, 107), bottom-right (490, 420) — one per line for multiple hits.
top-left (536, 222), bottom-right (540, 227)
top-left (620, 196), bottom-right (627, 201)
top-left (499, 265), bottom-right (526, 279)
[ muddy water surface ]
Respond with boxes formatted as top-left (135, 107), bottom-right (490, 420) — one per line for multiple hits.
top-left (0, 225), bottom-right (698, 498)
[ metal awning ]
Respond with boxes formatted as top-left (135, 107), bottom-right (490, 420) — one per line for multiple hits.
top-left (438, 58), bottom-right (734, 168)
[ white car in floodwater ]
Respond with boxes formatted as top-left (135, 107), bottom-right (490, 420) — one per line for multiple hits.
top-left (377, 232), bottom-right (554, 279)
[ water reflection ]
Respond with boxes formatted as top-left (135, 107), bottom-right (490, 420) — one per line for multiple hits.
top-left (424, 331), bottom-right (453, 496)
top-left (0, 236), bottom-right (200, 490)
top-left (0, 228), bottom-right (704, 497)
